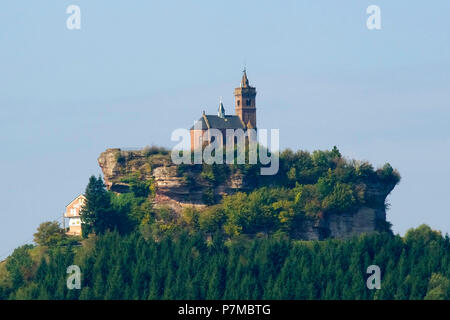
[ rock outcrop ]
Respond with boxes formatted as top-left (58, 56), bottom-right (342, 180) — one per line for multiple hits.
top-left (98, 148), bottom-right (250, 212)
top-left (291, 207), bottom-right (387, 240)
top-left (98, 148), bottom-right (396, 240)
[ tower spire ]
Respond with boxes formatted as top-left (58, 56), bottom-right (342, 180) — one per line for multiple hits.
top-left (241, 68), bottom-right (249, 88)
top-left (218, 97), bottom-right (225, 118)
top-left (235, 69), bottom-right (257, 129)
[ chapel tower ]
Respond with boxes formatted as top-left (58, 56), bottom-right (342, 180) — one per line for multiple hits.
top-left (234, 69), bottom-right (257, 129)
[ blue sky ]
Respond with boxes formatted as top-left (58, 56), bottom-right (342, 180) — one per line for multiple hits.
top-left (1, 1), bottom-right (449, 258)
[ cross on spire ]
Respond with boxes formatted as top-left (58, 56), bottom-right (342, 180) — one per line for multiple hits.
top-left (241, 68), bottom-right (249, 88)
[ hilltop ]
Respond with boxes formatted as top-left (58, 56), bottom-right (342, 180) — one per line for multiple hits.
top-left (97, 146), bottom-right (400, 240)
top-left (1, 147), bottom-right (449, 301)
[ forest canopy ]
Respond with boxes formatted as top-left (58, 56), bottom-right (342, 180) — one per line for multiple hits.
top-left (0, 147), bottom-right (418, 301)
top-left (0, 225), bottom-right (448, 300)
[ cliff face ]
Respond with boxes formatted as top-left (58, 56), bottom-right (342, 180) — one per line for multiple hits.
top-left (98, 148), bottom-right (250, 212)
top-left (152, 165), bottom-right (248, 208)
top-left (98, 148), bottom-right (395, 240)
top-left (291, 207), bottom-right (387, 240)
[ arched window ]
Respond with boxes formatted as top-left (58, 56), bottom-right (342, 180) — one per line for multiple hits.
top-left (246, 99), bottom-right (251, 106)
top-left (237, 100), bottom-right (240, 106)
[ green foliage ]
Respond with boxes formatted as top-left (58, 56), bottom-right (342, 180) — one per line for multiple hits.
top-left (200, 163), bottom-right (229, 186)
top-left (97, 146), bottom-right (402, 241)
top-left (115, 152), bottom-right (126, 165)
top-left (424, 273), bottom-right (450, 300)
top-left (404, 224), bottom-right (442, 244)
top-left (81, 176), bottom-right (133, 237)
top-left (1, 226), bottom-right (448, 300)
top-left (377, 163), bottom-right (400, 185)
top-left (183, 173), bottom-right (196, 189)
top-left (102, 146), bottom-right (401, 240)
top-left (198, 206), bottom-right (226, 234)
top-left (198, 146), bottom-right (401, 235)
top-left (202, 188), bottom-right (216, 205)
top-left (322, 183), bottom-right (356, 213)
top-left (33, 221), bottom-right (66, 247)
top-left (110, 192), bottom-right (152, 229)
top-left (142, 145), bottom-right (169, 157)
top-left (181, 207), bottom-right (200, 232)
top-left (0, 146), bottom-right (410, 300)
top-left (221, 188), bottom-right (286, 235)
top-left (5, 245), bottom-right (34, 290)
top-left (120, 173), bottom-right (155, 198)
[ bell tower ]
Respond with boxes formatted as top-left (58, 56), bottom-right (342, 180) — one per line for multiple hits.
top-left (234, 69), bottom-right (257, 129)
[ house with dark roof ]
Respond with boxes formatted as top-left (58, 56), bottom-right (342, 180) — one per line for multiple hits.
top-left (190, 70), bottom-right (257, 151)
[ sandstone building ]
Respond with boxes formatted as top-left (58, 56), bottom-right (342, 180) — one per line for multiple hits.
top-left (64, 194), bottom-right (86, 236)
top-left (190, 69), bottom-right (257, 151)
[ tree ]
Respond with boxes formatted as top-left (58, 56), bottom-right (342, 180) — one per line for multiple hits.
top-left (322, 182), bottom-right (356, 213)
top-left (33, 221), bottom-right (65, 247)
top-left (6, 245), bottom-right (34, 290)
top-left (81, 175), bottom-right (130, 237)
top-left (198, 206), bottom-right (226, 234)
top-left (404, 224), bottom-right (442, 245)
top-left (377, 163), bottom-right (401, 184)
top-left (2, 224), bottom-right (449, 300)
top-left (424, 273), bottom-right (450, 300)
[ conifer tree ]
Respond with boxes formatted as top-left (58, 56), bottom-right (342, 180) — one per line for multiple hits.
top-left (81, 176), bottom-right (120, 237)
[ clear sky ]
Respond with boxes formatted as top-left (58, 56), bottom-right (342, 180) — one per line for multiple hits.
top-left (1, 0), bottom-right (449, 259)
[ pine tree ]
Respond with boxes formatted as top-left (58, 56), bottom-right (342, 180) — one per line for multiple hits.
top-left (81, 176), bottom-right (121, 237)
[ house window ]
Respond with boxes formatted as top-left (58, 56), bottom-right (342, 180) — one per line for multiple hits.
top-left (246, 99), bottom-right (251, 106)
top-left (237, 100), bottom-right (240, 106)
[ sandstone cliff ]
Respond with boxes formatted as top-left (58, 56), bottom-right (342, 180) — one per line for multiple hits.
top-left (98, 148), bottom-right (397, 240)
top-left (98, 148), bottom-right (250, 211)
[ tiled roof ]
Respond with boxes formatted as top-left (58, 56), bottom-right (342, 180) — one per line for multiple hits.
top-left (190, 115), bottom-right (245, 130)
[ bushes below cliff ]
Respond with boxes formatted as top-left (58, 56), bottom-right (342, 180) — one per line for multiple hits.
top-left (80, 176), bottom-right (154, 237)
top-left (189, 183), bottom-right (365, 238)
top-left (174, 147), bottom-right (400, 238)
top-left (83, 147), bottom-right (401, 240)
